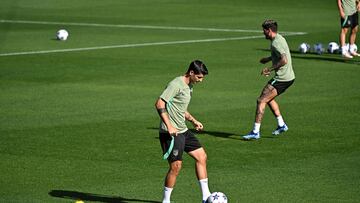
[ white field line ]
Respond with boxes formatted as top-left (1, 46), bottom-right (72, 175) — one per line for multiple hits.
top-left (1, 19), bottom-right (262, 33)
top-left (0, 19), bottom-right (307, 57)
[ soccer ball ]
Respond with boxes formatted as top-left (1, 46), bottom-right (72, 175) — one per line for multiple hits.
top-left (327, 42), bottom-right (339, 54)
top-left (314, 43), bottom-right (324, 54)
top-left (56, 29), bottom-right (69, 41)
top-left (349, 43), bottom-right (358, 54)
top-left (207, 192), bottom-right (228, 203)
top-left (299, 43), bottom-right (310, 53)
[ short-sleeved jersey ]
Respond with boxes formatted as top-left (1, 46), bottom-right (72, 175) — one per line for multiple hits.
top-left (271, 34), bottom-right (295, 82)
top-left (159, 76), bottom-right (192, 133)
top-left (342, 0), bottom-right (357, 16)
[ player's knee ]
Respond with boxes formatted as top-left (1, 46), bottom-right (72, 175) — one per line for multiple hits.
top-left (170, 161), bottom-right (182, 175)
top-left (352, 27), bottom-right (358, 33)
top-left (198, 152), bottom-right (207, 164)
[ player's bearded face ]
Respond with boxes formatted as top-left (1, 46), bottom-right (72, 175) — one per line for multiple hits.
top-left (190, 73), bottom-right (204, 84)
top-left (263, 28), bottom-right (271, 39)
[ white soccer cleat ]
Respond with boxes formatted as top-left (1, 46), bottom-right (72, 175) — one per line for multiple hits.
top-left (242, 131), bottom-right (260, 140)
top-left (272, 124), bottom-right (289, 135)
top-left (342, 52), bottom-right (353, 59)
top-left (350, 51), bottom-right (360, 57)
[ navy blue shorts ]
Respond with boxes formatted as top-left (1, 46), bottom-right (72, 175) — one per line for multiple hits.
top-left (159, 130), bottom-right (202, 162)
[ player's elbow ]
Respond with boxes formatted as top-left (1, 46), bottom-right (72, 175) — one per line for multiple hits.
top-left (281, 56), bottom-right (288, 65)
top-left (155, 98), bottom-right (166, 110)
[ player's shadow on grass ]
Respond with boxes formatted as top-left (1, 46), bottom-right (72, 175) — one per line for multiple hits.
top-left (148, 127), bottom-right (269, 141)
top-left (49, 190), bottom-right (161, 203)
top-left (193, 129), bottom-right (239, 139)
top-left (258, 48), bottom-right (360, 64)
top-left (148, 127), bottom-right (240, 140)
top-left (195, 130), bottom-right (277, 140)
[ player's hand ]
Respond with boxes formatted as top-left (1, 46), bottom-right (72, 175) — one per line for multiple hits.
top-left (192, 120), bottom-right (204, 131)
top-left (340, 11), bottom-right (346, 18)
top-left (168, 126), bottom-right (178, 136)
top-left (261, 67), bottom-right (271, 76)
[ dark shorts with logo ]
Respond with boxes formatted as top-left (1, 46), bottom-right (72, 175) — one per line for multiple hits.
top-left (341, 12), bottom-right (359, 28)
top-left (159, 130), bottom-right (202, 162)
top-left (268, 79), bottom-right (295, 95)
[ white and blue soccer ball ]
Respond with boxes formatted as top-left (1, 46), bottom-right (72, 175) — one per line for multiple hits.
top-left (314, 43), bottom-right (324, 54)
top-left (327, 42), bottom-right (340, 54)
top-left (207, 192), bottom-right (228, 203)
top-left (56, 29), bottom-right (69, 41)
top-left (349, 43), bottom-right (358, 54)
top-left (299, 43), bottom-right (310, 53)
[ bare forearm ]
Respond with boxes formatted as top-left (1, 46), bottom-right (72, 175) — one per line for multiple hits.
top-left (155, 99), bottom-right (176, 132)
top-left (185, 111), bottom-right (197, 123)
top-left (270, 54), bottom-right (287, 71)
top-left (185, 111), bottom-right (204, 131)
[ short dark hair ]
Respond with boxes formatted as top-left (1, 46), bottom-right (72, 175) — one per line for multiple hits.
top-left (187, 60), bottom-right (208, 75)
top-left (262, 19), bottom-right (278, 32)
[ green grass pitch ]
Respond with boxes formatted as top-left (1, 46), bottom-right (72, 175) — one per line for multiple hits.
top-left (0, 0), bottom-right (359, 202)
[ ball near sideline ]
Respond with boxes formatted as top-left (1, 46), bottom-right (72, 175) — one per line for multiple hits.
top-left (207, 192), bottom-right (228, 203)
top-left (299, 42), bottom-right (310, 53)
top-left (314, 43), bottom-right (324, 55)
top-left (56, 29), bottom-right (69, 41)
top-left (75, 200), bottom-right (84, 203)
top-left (327, 42), bottom-right (340, 54)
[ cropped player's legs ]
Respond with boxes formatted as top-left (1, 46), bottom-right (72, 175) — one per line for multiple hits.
top-left (268, 99), bottom-right (280, 117)
top-left (340, 27), bottom-right (348, 47)
top-left (350, 26), bottom-right (358, 45)
top-left (162, 160), bottom-right (182, 203)
top-left (350, 25), bottom-right (360, 56)
top-left (188, 147), bottom-right (211, 202)
top-left (255, 84), bottom-right (278, 123)
top-left (243, 84), bottom-right (277, 140)
top-left (188, 147), bottom-right (207, 180)
top-left (165, 160), bottom-right (182, 188)
top-left (268, 99), bottom-right (288, 135)
top-left (340, 27), bottom-right (353, 58)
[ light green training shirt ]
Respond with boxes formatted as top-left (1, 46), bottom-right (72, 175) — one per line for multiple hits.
top-left (342, 0), bottom-right (357, 16)
top-left (271, 34), bottom-right (295, 82)
top-left (159, 76), bottom-right (192, 133)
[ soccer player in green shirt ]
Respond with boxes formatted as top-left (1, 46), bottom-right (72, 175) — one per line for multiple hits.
top-left (243, 20), bottom-right (295, 140)
top-left (155, 60), bottom-right (211, 203)
top-left (338, 0), bottom-right (360, 58)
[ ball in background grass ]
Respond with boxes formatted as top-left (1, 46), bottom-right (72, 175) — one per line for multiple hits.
top-left (314, 43), bottom-right (324, 55)
top-left (327, 42), bottom-right (340, 54)
top-left (56, 29), bottom-right (69, 41)
top-left (299, 42), bottom-right (310, 53)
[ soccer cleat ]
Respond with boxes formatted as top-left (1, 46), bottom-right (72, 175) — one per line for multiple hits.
top-left (242, 131), bottom-right (260, 140)
top-left (272, 124), bottom-right (288, 135)
top-left (342, 52), bottom-right (353, 59)
top-left (351, 51), bottom-right (360, 57)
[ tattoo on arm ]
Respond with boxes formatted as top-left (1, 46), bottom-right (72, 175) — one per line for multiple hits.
top-left (157, 108), bottom-right (167, 115)
top-left (271, 53), bottom-right (287, 71)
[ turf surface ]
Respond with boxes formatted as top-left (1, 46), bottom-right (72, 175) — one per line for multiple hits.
top-left (1, 0), bottom-right (359, 202)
